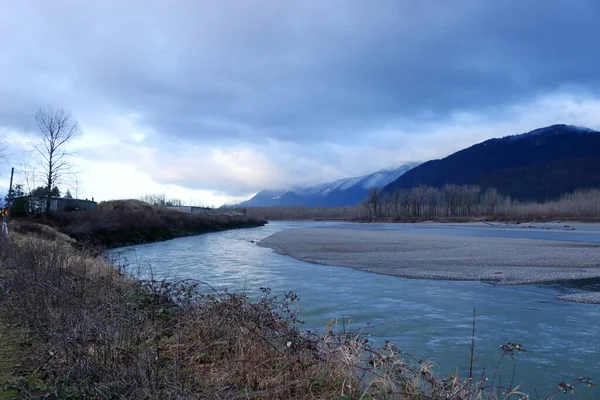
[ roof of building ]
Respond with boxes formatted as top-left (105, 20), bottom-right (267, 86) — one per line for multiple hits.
top-left (14, 195), bottom-right (97, 203)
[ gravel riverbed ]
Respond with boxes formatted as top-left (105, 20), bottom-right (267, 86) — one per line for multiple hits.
top-left (259, 225), bottom-right (600, 286)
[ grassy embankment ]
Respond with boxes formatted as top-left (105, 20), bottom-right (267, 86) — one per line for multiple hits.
top-left (15, 200), bottom-right (266, 248)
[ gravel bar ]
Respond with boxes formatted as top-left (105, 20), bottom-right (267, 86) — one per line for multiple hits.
top-left (557, 293), bottom-right (600, 304)
top-left (259, 226), bottom-right (600, 285)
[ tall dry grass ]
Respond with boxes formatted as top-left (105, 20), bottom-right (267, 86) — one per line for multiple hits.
top-left (35, 199), bottom-right (265, 247)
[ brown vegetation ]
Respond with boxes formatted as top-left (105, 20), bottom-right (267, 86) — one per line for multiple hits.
top-left (29, 199), bottom-right (266, 248)
top-left (1, 231), bottom-right (594, 399)
top-left (242, 187), bottom-right (600, 222)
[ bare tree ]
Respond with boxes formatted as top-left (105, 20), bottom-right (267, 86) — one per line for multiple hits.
top-left (425, 187), bottom-right (440, 218)
top-left (481, 187), bottom-right (501, 215)
top-left (368, 188), bottom-right (380, 218)
top-left (0, 139), bottom-right (7, 166)
top-left (18, 161), bottom-right (36, 195)
top-left (443, 185), bottom-right (460, 216)
top-left (410, 185), bottom-right (427, 217)
top-left (32, 107), bottom-right (81, 213)
top-left (363, 198), bottom-right (373, 219)
top-left (73, 173), bottom-right (81, 199)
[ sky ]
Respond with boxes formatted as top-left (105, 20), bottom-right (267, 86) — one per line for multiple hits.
top-left (1, 0), bottom-right (599, 206)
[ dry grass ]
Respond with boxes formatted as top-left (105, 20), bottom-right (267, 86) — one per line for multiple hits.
top-left (0, 230), bottom-right (595, 399)
top-left (8, 219), bottom-right (76, 244)
top-left (30, 199), bottom-right (266, 247)
top-left (98, 199), bottom-right (157, 212)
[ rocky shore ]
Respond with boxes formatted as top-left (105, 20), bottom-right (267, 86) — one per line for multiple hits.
top-left (259, 224), bottom-right (600, 294)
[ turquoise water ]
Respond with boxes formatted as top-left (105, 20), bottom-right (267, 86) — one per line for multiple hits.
top-left (110, 221), bottom-right (600, 398)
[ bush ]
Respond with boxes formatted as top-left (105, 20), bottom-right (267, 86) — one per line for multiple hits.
top-left (32, 199), bottom-right (266, 247)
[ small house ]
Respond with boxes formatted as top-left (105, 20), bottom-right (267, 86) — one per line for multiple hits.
top-left (11, 195), bottom-right (97, 214)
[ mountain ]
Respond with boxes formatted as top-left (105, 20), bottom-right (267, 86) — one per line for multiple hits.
top-left (237, 163), bottom-right (420, 207)
top-left (383, 124), bottom-right (600, 201)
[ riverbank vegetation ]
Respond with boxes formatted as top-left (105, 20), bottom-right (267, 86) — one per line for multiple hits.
top-left (10, 199), bottom-right (265, 248)
top-left (241, 186), bottom-right (600, 222)
top-left (0, 227), bottom-right (595, 399)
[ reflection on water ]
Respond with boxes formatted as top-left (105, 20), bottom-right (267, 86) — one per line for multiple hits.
top-left (110, 221), bottom-right (600, 398)
top-left (556, 277), bottom-right (600, 292)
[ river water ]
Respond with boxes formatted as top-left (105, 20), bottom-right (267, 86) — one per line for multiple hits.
top-left (110, 221), bottom-right (600, 398)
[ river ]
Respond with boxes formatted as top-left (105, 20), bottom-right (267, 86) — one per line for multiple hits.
top-left (110, 221), bottom-right (600, 398)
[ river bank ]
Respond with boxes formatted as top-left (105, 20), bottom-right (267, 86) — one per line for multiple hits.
top-left (109, 220), bottom-right (600, 396)
top-left (1, 226), bottom-right (557, 399)
top-left (11, 199), bottom-right (267, 248)
top-left (259, 222), bottom-right (600, 299)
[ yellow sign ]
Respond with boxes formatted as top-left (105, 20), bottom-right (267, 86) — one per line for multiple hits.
top-left (1, 209), bottom-right (8, 217)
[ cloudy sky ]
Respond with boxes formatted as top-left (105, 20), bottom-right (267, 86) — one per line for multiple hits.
top-left (1, 1), bottom-right (599, 206)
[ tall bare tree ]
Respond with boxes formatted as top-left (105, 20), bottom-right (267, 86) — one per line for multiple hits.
top-left (0, 140), bottom-right (6, 165)
top-left (33, 107), bottom-right (81, 213)
top-left (368, 188), bottom-right (381, 218)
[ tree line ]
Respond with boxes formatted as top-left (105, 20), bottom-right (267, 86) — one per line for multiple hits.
top-left (364, 185), bottom-right (505, 219)
top-left (241, 185), bottom-right (600, 221)
top-left (5, 184), bottom-right (74, 215)
top-left (138, 193), bottom-right (213, 209)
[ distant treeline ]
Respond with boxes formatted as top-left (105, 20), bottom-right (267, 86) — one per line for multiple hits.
top-left (138, 193), bottom-right (213, 208)
top-left (240, 186), bottom-right (600, 221)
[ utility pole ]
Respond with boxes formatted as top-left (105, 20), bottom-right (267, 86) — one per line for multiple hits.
top-left (3, 167), bottom-right (14, 235)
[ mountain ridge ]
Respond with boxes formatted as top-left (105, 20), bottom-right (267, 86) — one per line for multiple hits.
top-left (383, 124), bottom-right (600, 201)
top-left (237, 163), bottom-right (420, 207)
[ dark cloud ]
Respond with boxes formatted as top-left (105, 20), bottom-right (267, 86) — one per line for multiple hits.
top-left (2, 0), bottom-right (600, 197)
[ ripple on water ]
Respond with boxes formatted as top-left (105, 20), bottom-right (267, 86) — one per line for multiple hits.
top-left (110, 221), bottom-right (600, 399)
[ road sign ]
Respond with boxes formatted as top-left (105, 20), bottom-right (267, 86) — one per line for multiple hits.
top-left (1, 209), bottom-right (8, 217)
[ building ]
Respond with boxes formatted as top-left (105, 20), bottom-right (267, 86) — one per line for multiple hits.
top-left (165, 205), bottom-right (211, 214)
top-left (12, 195), bottom-right (97, 214)
top-left (51, 197), bottom-right (97, 212)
